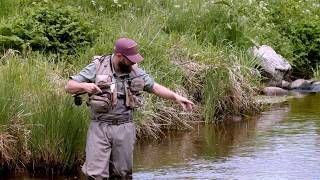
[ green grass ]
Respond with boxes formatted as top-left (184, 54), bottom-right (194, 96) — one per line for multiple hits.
top-left (0, 54), bottom-right (88, 173)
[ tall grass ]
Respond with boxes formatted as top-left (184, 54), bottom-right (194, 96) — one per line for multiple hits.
top-left (0, 53), bottom-right (88, 173)
top-left (0, 0), bottom-right (18, 17)
top-left (203, 47), bottom-right (261, 123)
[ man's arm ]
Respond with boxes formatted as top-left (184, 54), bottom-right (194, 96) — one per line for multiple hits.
top-left (152, 83), bottom-right (194, 111)
top-left (65, 80), bottom-right (102, 94)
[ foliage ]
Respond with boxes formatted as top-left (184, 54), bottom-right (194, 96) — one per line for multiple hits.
top-left (0, 54), bottom-right (88, 173)
top-left (0, 3), bottom-right (96, 54)
top-left (202, 47), bottom-right (260, 122)
top-left (0, 0), bottom-right (19, 17)
top-left (165, 1), bottom-right (251, 47)
top-left (265, 0), bottom-right (320, 78)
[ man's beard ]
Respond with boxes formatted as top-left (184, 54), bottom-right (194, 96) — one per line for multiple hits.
top-left (118, 60), bottom-right (132, 73)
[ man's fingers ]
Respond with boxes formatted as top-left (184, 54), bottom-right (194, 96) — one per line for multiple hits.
top-left (185, 102), bottom-right (193, 111)
top-left (181, 102), bottom-right (187, 110)
top-left (94, 84), bottom-right (102, 93)
top-left (181, 101), bottom-right (193, 111)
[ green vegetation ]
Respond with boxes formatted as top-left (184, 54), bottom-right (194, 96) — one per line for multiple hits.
top-left (265, 1), bottom-right (320, 78)
top-left (0, 3), bottom-right (96, 54)
top-left (0, 54), bottom-right (88, 173)
top-left (0, 0), bottom-right (318, 175)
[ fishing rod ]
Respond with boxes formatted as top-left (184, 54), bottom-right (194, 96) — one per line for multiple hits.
top-left (73, 74), bottom-right (147, 106)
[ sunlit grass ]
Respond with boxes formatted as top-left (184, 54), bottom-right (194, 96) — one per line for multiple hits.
top-left (0, 54), bottom-right (88, 173)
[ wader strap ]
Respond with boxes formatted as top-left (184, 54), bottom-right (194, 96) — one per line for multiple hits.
top-left (112, 85), bottom-right (117, 108)
top-left (94, 114), bottom-right (133, 125)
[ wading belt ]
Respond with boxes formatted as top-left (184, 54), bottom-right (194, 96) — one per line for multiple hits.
top-left (93, 113), bottom-right (133, 125)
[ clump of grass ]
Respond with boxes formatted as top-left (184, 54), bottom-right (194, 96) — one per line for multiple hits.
top-left (203, 47), bottom-right (261, 123)
top-left (29, 93), bottom-right (88, 174)
top-left (0, 132), bottom-right (17, 166)
top-left (0, 53), bottom-right (88, 174)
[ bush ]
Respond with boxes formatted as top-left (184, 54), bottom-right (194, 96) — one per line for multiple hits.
top-left (0, 3), bottom-right (96, 54)
top-left (289, 19), bottom-right (320, 78)
top-left (266, 0), bottom-right (320, 78)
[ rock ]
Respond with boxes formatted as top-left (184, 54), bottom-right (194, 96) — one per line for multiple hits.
top-left (262, 87), bottom-right (288, 96)
top-left (289, 79), bottom-right (313, 90)
top-left (310, 81), bottom-right (320, 92)
top-left (250, 45), bottom-right (292, 87)
top-left (255, 95), bottom-right (290, 105)
top-left (281, 80), bottom-right (290, 89)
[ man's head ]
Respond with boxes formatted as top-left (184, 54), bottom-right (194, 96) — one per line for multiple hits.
top-left (114, 37), bottom-right (143, 73)
top-left (114, 37), bottom-right (143, 63)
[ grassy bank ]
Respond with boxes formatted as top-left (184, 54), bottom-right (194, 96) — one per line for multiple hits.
top-left (0, 0), bottom-right (318, 175)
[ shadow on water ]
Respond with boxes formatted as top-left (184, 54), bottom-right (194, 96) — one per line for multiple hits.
top-left (134, 93), bottom-right (320, 179)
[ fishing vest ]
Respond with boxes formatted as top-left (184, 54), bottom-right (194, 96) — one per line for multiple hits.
top-left (89, 55), bottom-right (145, 115)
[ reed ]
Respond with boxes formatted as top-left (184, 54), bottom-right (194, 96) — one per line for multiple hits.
top-left (0, 54), bottom-right (88, 173)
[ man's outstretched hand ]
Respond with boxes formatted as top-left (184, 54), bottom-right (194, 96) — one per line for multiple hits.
top-left (174, 94), bottom-right (194, 111)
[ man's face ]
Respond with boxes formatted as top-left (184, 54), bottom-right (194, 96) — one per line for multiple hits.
top-left (118, 55), bottom-right (135, 73)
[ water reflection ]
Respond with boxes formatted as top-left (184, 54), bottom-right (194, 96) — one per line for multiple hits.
top-left (134, 94), bottom-right (320, 179)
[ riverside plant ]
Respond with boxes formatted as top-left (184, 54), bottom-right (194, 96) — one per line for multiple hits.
top-left (202, 47), bottom-right (261, 123)
top-left (0, 54), bottom-right (88, 173)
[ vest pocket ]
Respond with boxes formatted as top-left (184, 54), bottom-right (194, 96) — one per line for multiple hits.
top-left (89, 95), bottom-right (112, 113)
top-left (130, 78), bottom-right (145, 92)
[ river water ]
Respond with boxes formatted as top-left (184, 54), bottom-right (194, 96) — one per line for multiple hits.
top-left (4, 93), bottom-right (320, 179)
top-left (133, 93), bottom-right (320, 179)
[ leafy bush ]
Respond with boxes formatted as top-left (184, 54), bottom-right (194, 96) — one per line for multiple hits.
top-left (266, 0), bottom-right (320, 78)
top-left (289, 19), bottom-right (320, 78)
top-left (0, 3), bottom-right (96, 54)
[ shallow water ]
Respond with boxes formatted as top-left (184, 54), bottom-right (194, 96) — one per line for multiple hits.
top-left (133, 93), bottom-right (320, 179)
top-left (4, 93), bottom-right (320, 179)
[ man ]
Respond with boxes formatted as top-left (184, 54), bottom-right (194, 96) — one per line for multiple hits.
top-left (65, 37), bottom-right (193, 179)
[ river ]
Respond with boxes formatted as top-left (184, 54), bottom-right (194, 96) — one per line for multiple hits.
top-left (4, 93), bottom-right (320, 179)
top-left (134, 93), bottom-right (320, 179)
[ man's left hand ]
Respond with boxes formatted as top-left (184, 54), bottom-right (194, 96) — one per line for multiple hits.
top-left (174, 94), bottom-right (194, 111)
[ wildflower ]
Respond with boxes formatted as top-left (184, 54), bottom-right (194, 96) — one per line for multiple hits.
top-left (91, 0), bottom-right (96, 6)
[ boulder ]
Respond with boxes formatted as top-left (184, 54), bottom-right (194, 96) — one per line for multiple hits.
top-left (281, 80), bottom-right (290, 89)
top-left (251, 45), bottom-right (292, 87)
top-left (310, 81), bottom-right (320, 92)
top-left (289, 79), bottom-right (313, 90)
top-left (262, 87), bottom-right (288, 96)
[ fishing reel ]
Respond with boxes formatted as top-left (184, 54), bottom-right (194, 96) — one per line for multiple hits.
top-left (73, 92), bottom-right (86, 106)
top-left (73, 94), bottom-right (83, 106)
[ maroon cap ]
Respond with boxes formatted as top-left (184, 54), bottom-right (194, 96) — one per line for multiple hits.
top-left (114, 38), bottom-right (144, 63)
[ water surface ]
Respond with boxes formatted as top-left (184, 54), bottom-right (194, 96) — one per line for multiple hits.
top-left (4, 93), bottom-right (320, 179)
top-left (134, 93), bottom-right (320, 179)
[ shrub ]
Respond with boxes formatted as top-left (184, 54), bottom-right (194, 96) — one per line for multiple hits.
top-left (0, 3), bottom-right (96, 54)
top-left (266, 0), bottom-right (320, 78)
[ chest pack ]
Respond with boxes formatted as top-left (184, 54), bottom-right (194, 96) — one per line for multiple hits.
top-left (89, 55), bottom-right (145, 113)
